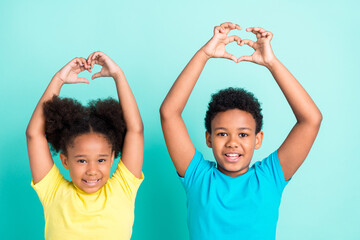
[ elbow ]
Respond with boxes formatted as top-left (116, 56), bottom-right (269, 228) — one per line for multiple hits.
top-left (26, 124), bottom-right (45, 140)
top-left (25, 126), bottom-right (35, 140)
top-left (128, 121), bottom-right (144, 135)
top-left (159, 103), bottom-right (168, 120)
top-left (314, 109), bottom-right (323, 127)
top-left (160, 102), bottom-right (179, 121)
top-left (304, 110), bottom-right (323, 129)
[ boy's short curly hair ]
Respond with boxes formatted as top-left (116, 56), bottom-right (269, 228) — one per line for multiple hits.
top-left (43, 96), bottom-right (126, 158)
top-left (205, 87), bottom-right (263, 133)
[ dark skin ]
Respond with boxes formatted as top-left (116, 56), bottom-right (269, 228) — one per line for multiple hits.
top-left (27, 52), bottom-right (144, 186)
top-left (160, 22), bottom-right (322, 180)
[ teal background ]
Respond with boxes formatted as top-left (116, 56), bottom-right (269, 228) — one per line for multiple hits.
top-left (1, 0), bottom-right (359, 239)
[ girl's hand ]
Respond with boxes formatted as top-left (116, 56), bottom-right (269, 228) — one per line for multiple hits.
top-left (86, 51), bottom-right (122, 80)
top-left (238, 27), bottom-right (276, 67)
top-left (201, 22), bottom-right (242, 63)
top-left (55, 57), bottom-right (91, 84)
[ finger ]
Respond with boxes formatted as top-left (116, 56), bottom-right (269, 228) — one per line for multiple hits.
top-left (227, 35), bottom-right (242, 45)
top-left (220, 22), bottom-right (236, 29)
top-left (220, 22), bottom-right (236, 33)
top-left (75, 59), bottom-right (86, 72)
top-left (91, 51), bottom-right (103, 68)
top-left (247, 27), bottom-right (266, 39)
top-left (74, 58), bottom-right (84, 69)
top-left (76, 78), bottom-right (90, 84)
top-left (214, 26), bottom-right (227, 35)
top-left (221, 22), bottom-right (241, 35)
top-left (224, 52), bottom-right (238, 63)
top-left (265, 31), bottom-right (273, 40)
top-left (91, 72), bottom-right (102, 80)
top-left (237, 55), bottom-right (253, 63)
top-left (87, 52), bottom-right (95, 66)
top-left (214, 26), bottom-right (221, 34)
top-left (91, 52), bottom-right (103, 63)
top-left (78, 57), bottom-right (91, 71)
top-left (246, 27), bottom-right (266, 33)
top-left (240, 39), bottom-right (256, 48)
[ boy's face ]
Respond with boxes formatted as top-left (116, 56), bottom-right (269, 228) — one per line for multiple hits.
top-left (206, 109), bottom-right (263, 177)
top-left (60, 132), bottom-right (114, 193)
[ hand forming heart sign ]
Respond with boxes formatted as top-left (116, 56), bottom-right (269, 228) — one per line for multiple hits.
top-left (54, 51), bottom-right (122, 85)
top-left (201, 22), bottom-right (276, 67)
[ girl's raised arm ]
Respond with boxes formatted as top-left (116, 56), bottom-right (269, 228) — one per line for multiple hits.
top-left (26, 58), bottom-right (90, 184)
top-left (87, 52), bottom-right (143, 178)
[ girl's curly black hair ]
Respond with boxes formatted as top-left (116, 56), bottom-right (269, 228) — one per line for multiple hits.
top-left (43, 96), bottom-right (126, 158)
top-left (204, 87), bottom-right (263, 134)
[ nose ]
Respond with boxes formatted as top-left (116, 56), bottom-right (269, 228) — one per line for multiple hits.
top-left (86, 162), bottom-right (98, 175)
top-left (226, 135), bottom-right (239, 148)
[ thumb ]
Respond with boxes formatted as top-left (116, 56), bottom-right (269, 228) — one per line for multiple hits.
top-left (76, 78), bottom-right (90, 84)
top-left (224, 52), bottom-right (238, 63)
top-left (237, 55), bottom-right (253, 63)
top-left (91, 72), bottom-right (102, 80)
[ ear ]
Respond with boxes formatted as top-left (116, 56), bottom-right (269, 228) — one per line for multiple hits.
top-left (205, 131), bottom-right (212, 148)
top-left (254, 131), bottom-right (264, 149)
top-left (60, 153), bottom-right (69, 169)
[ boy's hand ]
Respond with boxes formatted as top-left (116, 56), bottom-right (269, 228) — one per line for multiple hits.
top-left (55, 57), bottom-right (91, 84)
top-left (87, 51), bottom-right (122, 80)
top-left (201, 22), bottom-right (242, 63)
top-left (238, 27), bottom-right (276, 67)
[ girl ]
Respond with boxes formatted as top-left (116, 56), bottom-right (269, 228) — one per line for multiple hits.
top-left (26, 52), bottom-right (144, 240)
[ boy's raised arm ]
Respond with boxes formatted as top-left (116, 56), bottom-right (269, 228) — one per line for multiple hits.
top-left (239, 27), bottom-right (323, 181)
top-left (26, 58), bottom-right (91, 184)
top-left (87, 52), bottom-right (144, 178)
top-left (160, 23), bottom-right (241, 177)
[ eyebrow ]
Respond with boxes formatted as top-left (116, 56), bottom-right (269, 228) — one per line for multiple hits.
top-left (214, 127), bottom-right (252, 131)
top-left (74, 154), bottom-right (110, 158)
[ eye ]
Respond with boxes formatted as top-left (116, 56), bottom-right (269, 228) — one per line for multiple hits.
top-left (217, 132), bottom-right (228, 137)
top-left (98, 159), bottom-right (106, 163)
top-left (77, 159), bottom-right (86, 163)
top-left (239, 133), bottom-right (248, 138)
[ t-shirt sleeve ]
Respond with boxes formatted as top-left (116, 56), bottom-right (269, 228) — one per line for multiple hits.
top-left (31, 164), bottom-right (66, 208)
top-left (256, 150), bottom-right (290, 194)
top-left (111, 160), bottom-right (144, 203)
top-left (179, 149), bottom-right (212, 192)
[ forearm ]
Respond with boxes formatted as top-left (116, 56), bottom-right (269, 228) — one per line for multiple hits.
top-left (113, 71), bottom-right (143, 133)
top-left (267, 59), bottom-right (322, 125)
top-left (160, 49), bottom-right (209, 118)
top-left (26, 76), bottom-right (64, 137)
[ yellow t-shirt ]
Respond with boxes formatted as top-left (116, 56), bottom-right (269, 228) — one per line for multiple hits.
top-left (31, 161), bottom-right (144, 240)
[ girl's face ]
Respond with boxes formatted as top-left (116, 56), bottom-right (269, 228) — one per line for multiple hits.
top-left (60, 132), bottom-right (114, 193)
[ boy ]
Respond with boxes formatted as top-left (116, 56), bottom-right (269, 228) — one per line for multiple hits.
top-left (160, 22), bottom-right (322, 239)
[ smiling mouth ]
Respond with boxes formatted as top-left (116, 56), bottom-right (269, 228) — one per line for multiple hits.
top-left (224, 153), bottom-right (242, 162)
top-left (82, 179), bottom-right (101, 185)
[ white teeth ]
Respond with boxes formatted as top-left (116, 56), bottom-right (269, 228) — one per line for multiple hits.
top-left (85, 179), bottom-right (99, 183)
top-left (226, 154), bottom-right (240, 157)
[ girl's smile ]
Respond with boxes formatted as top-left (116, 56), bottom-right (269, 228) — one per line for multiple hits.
top-left (60, 132), bottom-right (114, 193)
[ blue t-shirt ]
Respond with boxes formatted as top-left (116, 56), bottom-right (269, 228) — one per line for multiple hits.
top-left (180, 149), bottom-right (289, 240)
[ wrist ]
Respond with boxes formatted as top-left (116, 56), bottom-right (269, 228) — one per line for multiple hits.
top-left (198, 48), bottom-right (212, 62)
top-left (264, 57), bottom-right (280, 71)
top-left (52, 74), bottom-right (65, 87)
top-left (112, 69), bottom-right (125, 82)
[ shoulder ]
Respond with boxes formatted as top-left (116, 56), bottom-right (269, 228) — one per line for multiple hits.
top-left (31, 164), bottom-right (69, 206)
top-left (108, 160), bottom-right (144, 202)
top-left (180, 149), bottom-right (215, 190)
top-left (253, 150), bottom-right (289, 193)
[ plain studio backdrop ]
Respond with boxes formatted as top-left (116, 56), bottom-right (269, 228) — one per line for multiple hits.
top-left (0, 0), bottom-right (359, 239)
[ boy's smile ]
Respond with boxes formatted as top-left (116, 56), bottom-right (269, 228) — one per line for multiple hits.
top-left (60, 132), bottom-right (114, 193)
top-left (206, 109), bottom-right (263, 177)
